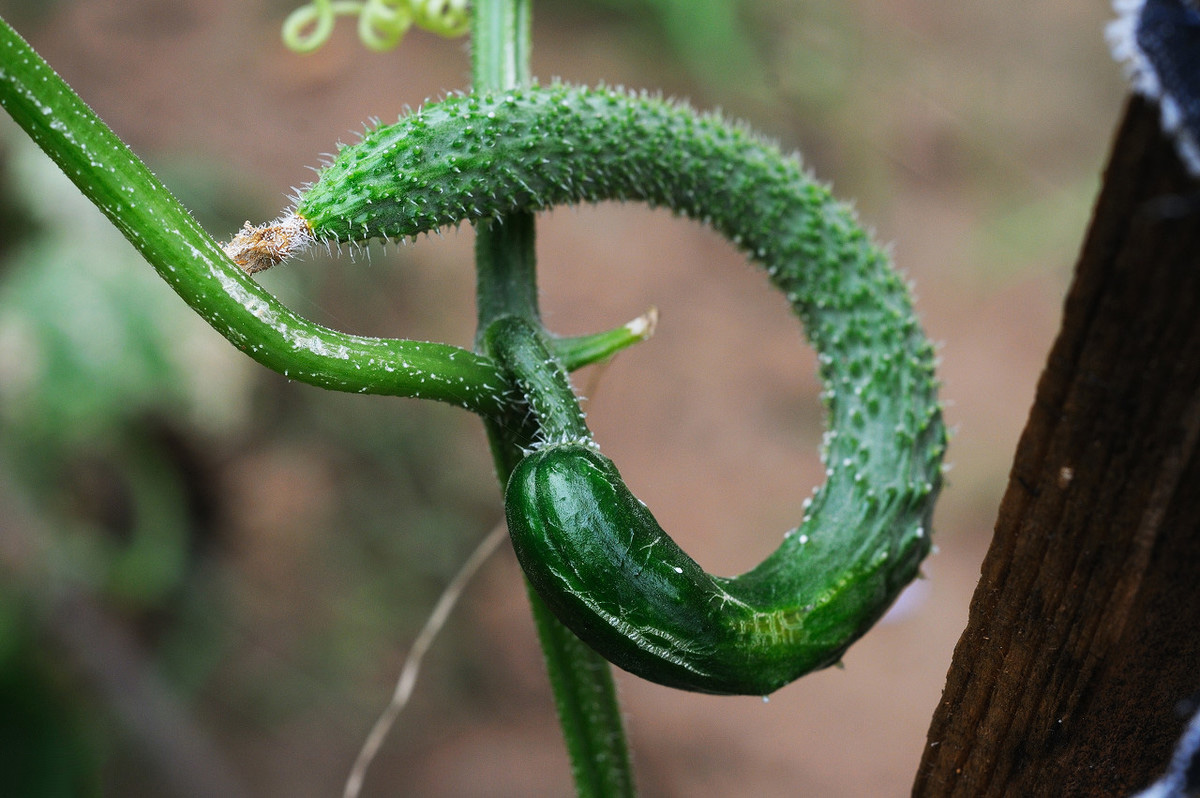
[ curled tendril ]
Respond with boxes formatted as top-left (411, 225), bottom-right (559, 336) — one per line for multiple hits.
top-left (413, 0), bottom-right (470, 37)
top-left (357, 0), bottom-right (414, 52)
top-left (282, 0), bottom-right (469, 54)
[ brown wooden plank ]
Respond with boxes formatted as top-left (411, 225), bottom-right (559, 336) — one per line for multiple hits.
top-left (912, 96), bottom-right (1200, 797)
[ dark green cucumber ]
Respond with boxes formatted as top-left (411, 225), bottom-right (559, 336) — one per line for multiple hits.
top-left (297, 84), bottom-right (946, 696)
top-left (505, 442), bottom-right (932, 695)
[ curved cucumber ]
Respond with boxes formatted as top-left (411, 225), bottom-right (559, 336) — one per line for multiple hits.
top-left (505, 442), bottom-right (932, 695)
top-left (297, 84), bottom-right (946, 695)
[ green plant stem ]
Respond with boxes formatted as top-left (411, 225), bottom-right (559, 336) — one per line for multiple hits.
top-left (474, 212), bottom-right (540, 340)
top-left (469, 2), bottom-right (635, 796)
top-left (470, 0), bottom-right (532, 96)
top-left (470, 0), bottom-right (537, 336)
top-left (0, 17), bottom-right (506, 416)
top-left (527, 580), bottom-right (635, 791)
top-left (552, 307), bottom-right (657, 372)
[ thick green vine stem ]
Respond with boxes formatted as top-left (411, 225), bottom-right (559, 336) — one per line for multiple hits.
top-left (485, 315), bottom-right (594, 447)
top-left (0, 18), bottom-right (507, 415)
top-left (275, 83), bottom-right (945, 695)
top-left (466, 4), bottom-right (633, 797)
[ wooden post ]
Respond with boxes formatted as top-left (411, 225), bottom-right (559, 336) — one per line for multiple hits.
top-left (913, 97), bottom-right (1200, 796)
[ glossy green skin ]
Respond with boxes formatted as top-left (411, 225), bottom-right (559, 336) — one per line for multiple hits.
top-left (299, 84), bottom-right (946, 695)
top-left (506, 443), bottom-right (934, 695)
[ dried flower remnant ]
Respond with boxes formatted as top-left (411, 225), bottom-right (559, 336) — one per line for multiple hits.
top-left (222, 213), bottom-right (314, 274)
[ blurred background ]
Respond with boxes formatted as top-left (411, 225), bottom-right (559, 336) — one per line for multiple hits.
top-left (0, 0), bottom-right (1128, 795)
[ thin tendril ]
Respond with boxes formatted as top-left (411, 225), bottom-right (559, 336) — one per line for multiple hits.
top-left (357, 0), bottom-right (414, 52)
top-left (414, 0), bottom-right (471, 37)
top-left (283, 0), bottom-right (469, 54)
top-left (282, 0), bottom-right (361, 54)
top-left (343, 521), bottom-right (507, 798)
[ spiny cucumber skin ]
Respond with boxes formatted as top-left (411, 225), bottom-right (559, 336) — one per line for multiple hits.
top-left (302, 84), bottom-right (946, 694)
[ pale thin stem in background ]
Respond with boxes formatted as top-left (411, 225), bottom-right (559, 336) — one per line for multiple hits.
top-left (344, 522), bottom-right (508, 798)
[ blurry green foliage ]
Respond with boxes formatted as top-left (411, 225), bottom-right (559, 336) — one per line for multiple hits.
top-left (0, 127), bottom-right (251, 450)
top-left (0, 591), bottom-right (102, 798)
top-left (0, 101), bottom-right (502, 790)
top-left (0, 120), bottom-right (249, 607)
top-left (0, 116), bottom-right (241, 791)
top-left (547, 0), bottom-right (768, 94)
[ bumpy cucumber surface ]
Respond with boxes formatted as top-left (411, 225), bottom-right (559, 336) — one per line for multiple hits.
top-left (298, 84), bottom-right (946, 695)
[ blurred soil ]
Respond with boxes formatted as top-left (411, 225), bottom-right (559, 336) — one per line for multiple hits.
top-left (2, 0), bottom-right (1130, 795)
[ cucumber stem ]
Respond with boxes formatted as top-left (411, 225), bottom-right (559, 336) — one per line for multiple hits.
top-left (552, 307), bottom-right (659, 372)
